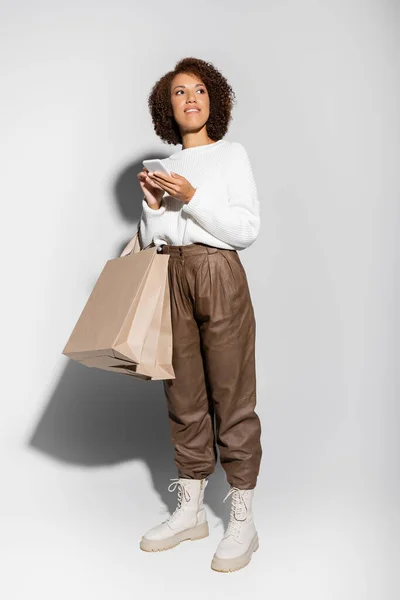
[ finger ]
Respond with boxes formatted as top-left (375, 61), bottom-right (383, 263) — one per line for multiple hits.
top-left (149, 172), bottom-right (175, 184)
top-left (151, 182), bottom-right (164, 191)
top-left (146, 174), bottom-right (162, 185)
top-left (148, 176), bottom-right (178, 193)
top-left (148, 178), bottom-right (176, 194)
top-left (146, 177), bottom-right (164, 191)
top-left (152, 181), bottom-right (179, 195)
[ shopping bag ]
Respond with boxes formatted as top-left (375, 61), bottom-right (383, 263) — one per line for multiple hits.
top-left (90, 254), bottom-right (174, 380)
top-left (62, 224), bottom-right (175, 380)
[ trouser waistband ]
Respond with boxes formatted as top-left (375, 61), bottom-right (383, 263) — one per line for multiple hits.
top-left (157, 243), bottom-right (236, 257)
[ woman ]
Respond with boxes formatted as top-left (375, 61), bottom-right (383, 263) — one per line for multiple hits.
top-left (123, 57), bottom-right (262, 573)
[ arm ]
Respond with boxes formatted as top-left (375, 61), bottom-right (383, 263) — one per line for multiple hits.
top-left (139, 195), bottom-right (167, 249)
top-left (181, 142), bottom-right (260, 250)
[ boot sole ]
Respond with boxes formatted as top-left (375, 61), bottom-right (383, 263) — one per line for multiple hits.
top-left (210, 533), bottom-right (259, 573)
top-left (140, 521), bottom-right (209, 552)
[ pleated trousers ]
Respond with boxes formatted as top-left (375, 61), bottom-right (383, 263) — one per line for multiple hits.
top-left (159, 242), bottom-right (262, 490)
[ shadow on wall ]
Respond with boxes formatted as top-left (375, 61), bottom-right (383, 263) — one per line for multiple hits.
top-left (28, 153), bottom-right (231, 529)
top-left (113, 150), bottom-right (172, 225)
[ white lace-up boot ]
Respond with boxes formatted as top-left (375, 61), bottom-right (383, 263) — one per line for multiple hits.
top-left (211, 486), bottom-right (259, 572)
top-left (140, 477), bottom-right (209, 552)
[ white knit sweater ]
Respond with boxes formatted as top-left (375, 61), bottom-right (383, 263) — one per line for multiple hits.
top-left (139, 138), bottom-right (260, 251)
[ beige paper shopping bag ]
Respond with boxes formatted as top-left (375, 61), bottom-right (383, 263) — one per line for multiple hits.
top-left (89, 256), bottom-right (174, 380)
top-left (62, 225), bottom-right (175, 380)
top-left (133, 255), bottom-right (174, 380)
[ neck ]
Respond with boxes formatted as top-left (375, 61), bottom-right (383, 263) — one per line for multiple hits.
top-left (180, 132), bottom-right (215, 150)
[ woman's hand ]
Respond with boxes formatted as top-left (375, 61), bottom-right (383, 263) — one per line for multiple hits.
top-left (138, 166), bottom-right (164, 209)
top-left (148, 171), bottom-right (196, 204)
top-left (120, 166), bottom-right (167, 258)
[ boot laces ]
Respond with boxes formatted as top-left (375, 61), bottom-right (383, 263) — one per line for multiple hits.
top-left (222, 487), bottom-right (249, 538)
top-left (162, 478), bottom-right (192, 524)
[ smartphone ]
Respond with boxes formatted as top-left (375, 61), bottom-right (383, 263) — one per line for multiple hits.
top-left (142, 159), bottom-right (170, 175)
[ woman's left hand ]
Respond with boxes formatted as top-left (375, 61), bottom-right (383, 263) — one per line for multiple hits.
top-left (148, 171), bottom-right (196, 204)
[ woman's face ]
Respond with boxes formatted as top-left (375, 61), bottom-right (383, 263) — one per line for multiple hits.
top-left (170, 72), bottom-right (210, 135)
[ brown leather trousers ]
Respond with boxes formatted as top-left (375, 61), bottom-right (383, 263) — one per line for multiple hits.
top-left (158, 242), bottom-right (262, 490)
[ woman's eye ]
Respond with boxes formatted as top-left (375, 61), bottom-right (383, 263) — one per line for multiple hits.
top-left (176, 89), bottom-right (206, 95)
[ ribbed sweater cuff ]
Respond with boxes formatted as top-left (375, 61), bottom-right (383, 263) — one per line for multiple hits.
top-left (181, 184), bottom-right (212, 219)
top-left (141, 197), bottom-right (166, 216)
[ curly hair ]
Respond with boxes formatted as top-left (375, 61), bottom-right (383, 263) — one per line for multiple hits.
top-left (147, 57), bottom-right (237, 147)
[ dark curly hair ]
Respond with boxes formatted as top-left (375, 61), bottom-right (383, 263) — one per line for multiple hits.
top-left (147, 57), bottom-right (237, 147)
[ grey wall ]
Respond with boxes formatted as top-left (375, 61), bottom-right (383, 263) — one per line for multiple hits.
top-left (1, 1), bottom-right (398, 598)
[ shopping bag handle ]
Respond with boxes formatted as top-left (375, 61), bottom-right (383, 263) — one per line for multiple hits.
top-left (126, 220), bottom-right (155, 255)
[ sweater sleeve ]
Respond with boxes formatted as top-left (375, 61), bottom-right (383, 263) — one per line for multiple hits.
top-left (139, 195), bottom-right (167, 248)
top-left (181, 142), bottom-right (260, 250)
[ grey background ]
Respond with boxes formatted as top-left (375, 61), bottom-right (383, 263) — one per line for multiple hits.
top-left (1, 0), bottom-right (398, 598)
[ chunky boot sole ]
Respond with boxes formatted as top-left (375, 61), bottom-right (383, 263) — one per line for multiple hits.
top-left (140, 521), bottom-right (209, 552)
top-left (210, 533), bottom-right (259, 573)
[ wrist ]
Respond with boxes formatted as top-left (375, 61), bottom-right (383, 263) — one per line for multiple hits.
top-left (186, 188), bottom-right (196, 204)
top-left (147, 199), bottom-right (162, 210)
top-left (142, 197), bottom-right (166, 215)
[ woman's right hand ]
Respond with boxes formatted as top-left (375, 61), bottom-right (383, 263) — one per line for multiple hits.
top-left (138, 167), bottom-right (164, 210)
